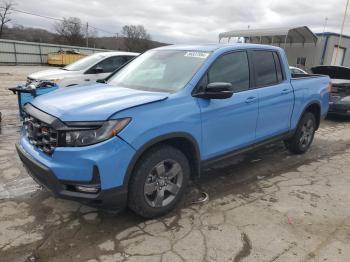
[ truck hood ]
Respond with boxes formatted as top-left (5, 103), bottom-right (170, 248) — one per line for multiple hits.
top-left (311, 66), bottom-right (350, 81)
top-left (30, 84), bottom-right (169, 121)
top-left (28, 68), bottom-right (77, 80)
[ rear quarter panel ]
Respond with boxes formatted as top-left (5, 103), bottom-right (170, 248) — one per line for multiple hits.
top-left (290, 76), bottom-right (330, 129)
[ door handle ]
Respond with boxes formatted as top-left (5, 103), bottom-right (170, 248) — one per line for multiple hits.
top-left (245, 96), bottom-right (257, 104)
top-left (281, 89), bottom-right (290, 94)
top-left (85, 79), bottom-right (90, 81)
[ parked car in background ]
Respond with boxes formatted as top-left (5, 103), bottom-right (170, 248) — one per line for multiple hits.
top-left (27, 51), bottom-right (139, 87)
top-left (17, 44), bottom-right (330, 218)
top-left (312, 65), bottom-right (350, 117)
top-left (289, 66), bottom-right (308, 75)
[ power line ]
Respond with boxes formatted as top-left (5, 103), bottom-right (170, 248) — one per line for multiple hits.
top-left (0, 6), bottom-right (119, 36)
top-left (2, 7), bottom-right (64, 22)
top-left (89, 24), bottom-right (117, 36)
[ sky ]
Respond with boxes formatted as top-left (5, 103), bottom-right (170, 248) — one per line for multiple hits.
top-left (7, 0), bottom-right (350, 44)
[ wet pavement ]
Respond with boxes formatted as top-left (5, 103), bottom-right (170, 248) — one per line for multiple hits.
top-left (1, 66), bottom-right (350, 262)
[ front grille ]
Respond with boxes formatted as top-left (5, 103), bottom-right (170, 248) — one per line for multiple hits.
top-left (24, 115), bottom-right (58, 155)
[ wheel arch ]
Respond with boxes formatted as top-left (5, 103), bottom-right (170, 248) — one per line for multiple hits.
top-left (123, 132), bottom-right (201, 189)
top-left (299, 101), bottom-right (321, 130)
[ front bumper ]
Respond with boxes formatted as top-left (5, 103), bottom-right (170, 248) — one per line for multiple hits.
top-left (17, 133), bottom-right (136, 209)
top-left (16, 143), bottom-right (128, 209)
top-left (328, 102), bottom-right (350, 116)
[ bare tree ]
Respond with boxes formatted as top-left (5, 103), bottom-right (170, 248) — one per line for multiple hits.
top-left (0, 1), bottom-right (13, 38)
top-left (121, 25), bottom-right (151, 52)
top-left (54, 17), bottom-right (84, 46)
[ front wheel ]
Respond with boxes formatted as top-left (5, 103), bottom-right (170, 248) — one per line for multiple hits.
top-left (284, 112), bottom-right (316, 154)
top-left (128, 144), bottom-right (190, 218)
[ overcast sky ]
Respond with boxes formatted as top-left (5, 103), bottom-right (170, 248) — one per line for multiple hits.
top-left (8, 0), bottom-right (350, 44)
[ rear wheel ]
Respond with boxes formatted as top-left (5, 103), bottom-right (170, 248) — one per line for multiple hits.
top-left (128, 144), bottom-right (190, 218)
top-left (285, 112), bottom-right (316, 154)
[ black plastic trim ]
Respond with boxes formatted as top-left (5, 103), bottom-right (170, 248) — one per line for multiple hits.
top-left (123, 132), bottom-right (201, 187)
top-left (201, 131), bottom-right (294, 168)
top-left (297, 100), bottom-right (322, 129)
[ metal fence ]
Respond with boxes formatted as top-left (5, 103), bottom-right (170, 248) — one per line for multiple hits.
top-left (0, 39), bottom-right (113, 65)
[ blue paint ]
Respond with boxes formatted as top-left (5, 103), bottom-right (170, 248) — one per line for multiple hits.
top-left (19, 43), bottom-right (330, 199)
top-left (15, 83), bottom-right (58, 118)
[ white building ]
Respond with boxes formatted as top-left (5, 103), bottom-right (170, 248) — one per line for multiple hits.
top-left (219, 27), bottom-right (350, 70)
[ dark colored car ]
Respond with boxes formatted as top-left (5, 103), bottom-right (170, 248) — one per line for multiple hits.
top-left (312, 66), bottom-right (350, 117)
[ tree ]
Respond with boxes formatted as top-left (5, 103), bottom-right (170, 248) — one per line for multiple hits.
top-left (54, 17), bottom-right (84, 46)
top-left (0, 1), bottom-right (13, 38)
top-left (121, 25), bottom-right (151, 52)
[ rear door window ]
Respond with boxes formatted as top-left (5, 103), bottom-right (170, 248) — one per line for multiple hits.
top-left (273, 52), bottom-right (284, 82)
top-left (252, 51), bottom-right (278, 87)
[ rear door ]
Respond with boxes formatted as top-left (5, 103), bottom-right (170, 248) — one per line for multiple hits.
top-left (196, 51), bottom-right (259, 160)
top-left (251, 50), bottom-right (294, 141)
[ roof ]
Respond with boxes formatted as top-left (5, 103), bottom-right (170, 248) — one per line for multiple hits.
top-left (316, 32), bottom-right (350, 40)
top-left (219, 26), bottom-right (318, 45)
top-left (154, 44), bottom-right (225, 52)
top-left (155, 43), bottom-right (282, 52)
top-left (92, 51), bottom-right (139, 56)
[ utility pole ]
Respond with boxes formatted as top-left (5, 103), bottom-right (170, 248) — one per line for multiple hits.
top-left (115, 33), bottom-right (119, 50)
top-left (333, 0), bottom-right (349, 65)
top-left (247, 25), bottom-right (250, 43)
top-left (322, 17), bottom-right (328, 35)
top-left (86, 22), bottom-right (89, 47)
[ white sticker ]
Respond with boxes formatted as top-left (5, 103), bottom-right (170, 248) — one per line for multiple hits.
top-left (184, 51), bottom-right (210, 59)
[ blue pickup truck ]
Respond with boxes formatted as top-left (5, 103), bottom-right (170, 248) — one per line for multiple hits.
top-left (16, 44), bottom-right (330, 218)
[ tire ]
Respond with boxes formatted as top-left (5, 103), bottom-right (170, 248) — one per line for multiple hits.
top-left (284, 112), bottom-right (316, 154)
top-left (128, 144), bottom-right (190, 218)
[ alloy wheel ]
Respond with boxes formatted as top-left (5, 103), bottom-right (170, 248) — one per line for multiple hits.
top-left (144, 159), bottom-right (183, 208)
top-left (299, 119), bottom-right (314, 149)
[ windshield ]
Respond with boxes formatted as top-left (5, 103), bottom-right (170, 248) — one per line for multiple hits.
top-left (108, 50), bottom-right (211, 92)
top-left (63, 53), bottom-right (106, 71)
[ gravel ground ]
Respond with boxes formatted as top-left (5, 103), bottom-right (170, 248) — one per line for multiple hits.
top-left (1, 65), bottom-right (350, 262)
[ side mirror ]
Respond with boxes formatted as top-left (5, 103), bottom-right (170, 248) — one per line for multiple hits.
top-left (193, 82), bottom-right (234, 99)
top-left (96, 78), bottom-right (107, 84)
top-left (94, 66), bottom-right (104, 74)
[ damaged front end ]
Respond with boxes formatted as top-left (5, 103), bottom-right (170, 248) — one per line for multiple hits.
top-left (312, 66), bottom-right (350, 116)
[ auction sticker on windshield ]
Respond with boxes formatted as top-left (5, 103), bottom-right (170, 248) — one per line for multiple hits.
top-left (184, 51), bottom-right (210, 59)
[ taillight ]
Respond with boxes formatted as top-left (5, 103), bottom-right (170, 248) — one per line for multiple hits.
top-left (327, 83), bottom-right (332, 92)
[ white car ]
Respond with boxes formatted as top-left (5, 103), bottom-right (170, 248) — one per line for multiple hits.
top-left (27, 51), bottom-right (139, 87)
top-left (289, 66), bottom-right (308, 75)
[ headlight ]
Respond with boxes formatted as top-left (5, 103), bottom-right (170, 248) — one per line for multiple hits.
top-left (48, 78), bottom-right (62, 83)
top-left (64, 118), bottom-right (131, 147)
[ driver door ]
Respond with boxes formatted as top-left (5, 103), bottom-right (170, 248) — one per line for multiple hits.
top-left (195, 51), bottom-right (259, 160)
